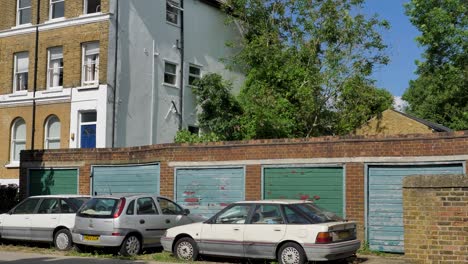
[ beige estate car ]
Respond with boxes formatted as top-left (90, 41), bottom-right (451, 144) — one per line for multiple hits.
top-left (162, 200), bottom-right (360, 263)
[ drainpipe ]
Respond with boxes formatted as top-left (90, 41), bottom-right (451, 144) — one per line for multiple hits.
top-left (111, 0), bottom-right (120, 148)
top-left (31, 0), bottom-right (41, 150)
top-left (178, 0), bottom-right (184, 130)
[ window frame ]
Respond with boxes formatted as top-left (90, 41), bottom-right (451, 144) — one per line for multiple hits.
top-left (46, 46), bottom-right (64, 89)
top-left (136, 197), bottom-right (159, 215)
top-left (163, 61), bottom-right (178, 87)
top-left (10, 118), bottom-right (26, 163)
top-left (13, 52), bottom-right (29, 93)
top-left (16, 0), bottom-right (32, 26)
top-left (44, 115), bottom-right (61, 149)
top-left (188, 64), bottom-right (202, 87)
top-left (81, 42), bottom-right (100, 87)
top-left (11, 198), bottom-right (40, 214)
top-left (83, 0), bottom-right (101, 15)
top-left (210, 204), bottom-right (253, 224)
top-left (157, 197), bottom-right (184, 215)
top-left (166, 0), bottom-right (180, 26)
top-left (49, 0), bottom-right (65, 20)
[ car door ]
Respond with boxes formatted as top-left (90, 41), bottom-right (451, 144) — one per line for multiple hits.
top-left (1, 198), bottom-right (40, 240)
top-left (133, 197), bottom-right (167, 247)
top-left (244, 204), bottom-right (287, 259)
top-left (200, 204), bottom-right (252, 257)
top-left (30, 198), bottom-right (61, 241)
top-left (156, 197), bottom-right (192, 227)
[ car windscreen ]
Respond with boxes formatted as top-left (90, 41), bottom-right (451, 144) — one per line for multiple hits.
top-left (76, 198), bottom-right (118, 218)
top-left (287, 203), bottom-right (343, 224)
top-left (67, 197), bottom-right (90, 210)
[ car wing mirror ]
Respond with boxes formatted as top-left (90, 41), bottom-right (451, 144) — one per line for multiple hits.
top-left (183, 209), bottom-right (190, 215)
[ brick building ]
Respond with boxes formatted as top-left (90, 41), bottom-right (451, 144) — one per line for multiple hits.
top-left (0, 0), bottom-right (243, 184)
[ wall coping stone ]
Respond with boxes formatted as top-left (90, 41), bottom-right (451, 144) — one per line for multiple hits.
top-left (403, 174), bottom-right (468, 188)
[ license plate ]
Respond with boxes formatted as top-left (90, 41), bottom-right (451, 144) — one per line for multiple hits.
top-left (83, 235), bottom-right (100, 241)
top-left (337, 231), bottom-right (350, 239)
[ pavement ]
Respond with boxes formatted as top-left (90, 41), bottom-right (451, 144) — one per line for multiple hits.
top-left (0, 251), bottom-right (410, 264)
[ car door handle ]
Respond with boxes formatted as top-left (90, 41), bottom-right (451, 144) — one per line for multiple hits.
top-left (165, 219), bottom-right (171, 224)
top-left (274, 228), bottom-right (282, 231)
top-left (233, 227), bottom-right (240, 231)
top-left (140, 219), bottom-right (145, 224)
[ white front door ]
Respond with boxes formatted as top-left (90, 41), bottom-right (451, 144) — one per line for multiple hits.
top-left (1, 198), bottom-right (40, 240)
top-left (200, 204), bottom-right (252, 257)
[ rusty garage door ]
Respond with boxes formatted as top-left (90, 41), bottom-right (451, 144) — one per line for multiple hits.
top-left (367, 164), bottom-right (464, 253)
top-left (263, 166), bottom-right (344, 217)
top-left (175, 167), bottom-right (245, 218)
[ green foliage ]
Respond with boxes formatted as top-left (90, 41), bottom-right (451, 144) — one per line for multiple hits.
top-left (403, 0), bottom-right (468, 130)
top-left (174, 129), bottom-right (221, 144)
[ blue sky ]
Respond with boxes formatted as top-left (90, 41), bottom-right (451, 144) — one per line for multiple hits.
top-left (362, 0), bottom-right (423, 97)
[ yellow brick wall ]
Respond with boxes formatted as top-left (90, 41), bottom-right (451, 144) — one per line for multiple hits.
top-left (0, 0), bottom-right (110, 29)
top-left (0, 21), bottom-right (109, 94)
top-left (0, 102), bottom-right (70, 179)
top-left (355, 109), bottom-right (434, 136)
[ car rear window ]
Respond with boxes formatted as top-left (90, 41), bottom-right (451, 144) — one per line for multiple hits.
top-left (77, 198), bottom-right (118, 218)
top-left (287, 203), bottom-right (343, 224)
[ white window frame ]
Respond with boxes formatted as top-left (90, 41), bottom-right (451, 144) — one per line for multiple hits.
top-left (188, 64), bottom-right (202, 87)
top-left (16, 0), bottom-right (32, 26)
top-left (79, 111), bottom-right (97, 148)
top-left (46, 47), bottom-right (64, 89)
top-left (83, 0), bottom-right (101, 15)
top-left (10, 118), bottom-right (26, 163)
top-left (44, 115), bottom-right (61, 149)
top-left (81, 42), bottom-right (100, 87)
top-left (163, 61), bottom-right (178, 87)
top-left (166, 0), bottom-right (180, 26)
top-left (50, 0), bottom-right (65, 20)
top-left (13, 52), bottom-right (29, 93)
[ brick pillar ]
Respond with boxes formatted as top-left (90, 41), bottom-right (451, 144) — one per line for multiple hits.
top-left (245, 165), bottom-right (261, 200)
top-left (346, 163), bottom-right (365, 242)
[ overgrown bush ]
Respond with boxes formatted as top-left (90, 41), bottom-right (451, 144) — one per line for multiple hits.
top-left (0, 184), bottom-right (19, 213)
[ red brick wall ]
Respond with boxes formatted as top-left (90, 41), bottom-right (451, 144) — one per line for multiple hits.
top-left (20, 131), bottom-right (468, 241)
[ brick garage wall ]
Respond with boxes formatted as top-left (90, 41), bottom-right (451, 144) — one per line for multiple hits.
top-left (403, 175), bottom-right (467, 264)
top-left (20, 131), bottom-right (468, 241)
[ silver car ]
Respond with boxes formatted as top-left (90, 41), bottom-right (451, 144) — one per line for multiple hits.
top-left (72, 194), bottom-right (205, 256)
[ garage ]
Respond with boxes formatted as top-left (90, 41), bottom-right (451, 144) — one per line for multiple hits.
top-left (367, 163), bottom-right (464, 253)
top-left (28, 168), bottom-right (78, 195)
top-left (263, 166), bottom-right (344, 217)
top-left (175, 167), bottom-right (245, 217)
top-left (91, 163), bottom-right (160, 195)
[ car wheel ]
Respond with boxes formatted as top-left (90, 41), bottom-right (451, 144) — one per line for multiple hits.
top-left (119, 235), bottom-right (141, 256)
top-left (174, 237), bottom-right (199, 261)
top-left (54, 229), bottom-right (73, 251)
top-left (277, 242), bottom-right (306, 264)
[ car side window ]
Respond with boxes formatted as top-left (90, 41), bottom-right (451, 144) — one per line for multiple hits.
top-left (38, 198), bottom-right (60, 214)
top-left (137, 197), bottom-right (159, 215)
top-left (284, 205), bottom-right (310, 224)
top-left (126, 200), bottom-right (135, 215)
top-left (60, 199), bottom-right (75, 213)
top-left (214, 205), bottom-right (251, 224)
top-left (157, 197), bottom-right (183, 215)
top-left (13, 198), bottom-right (40, 214)
top-left (251, 204), bottom-right (284, 224)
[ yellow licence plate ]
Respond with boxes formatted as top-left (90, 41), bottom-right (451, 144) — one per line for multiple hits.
top-left (83, 235), bottom-right (100, 241)
top-left (337, 231), bottom-right (351, 239)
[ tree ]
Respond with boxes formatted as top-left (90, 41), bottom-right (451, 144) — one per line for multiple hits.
top-left (225, 0), bottom-right (393, 138)
top-left (403, 0), bottom-right (468, 130)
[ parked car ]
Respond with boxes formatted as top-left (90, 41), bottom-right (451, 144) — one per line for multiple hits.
top-left (0, 195), bottom-right (90, 250)
top-left (72, 194), bottom-right (205, 256)
top-left (161, 200), bottom-right (360, 263)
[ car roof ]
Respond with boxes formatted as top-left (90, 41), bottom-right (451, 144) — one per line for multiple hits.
top-left (90, 194), bottom-right (170, 200)
top-left (29, 195), bottom-right (91, 198)
top-left (234, 199), bottom-right (314, 205)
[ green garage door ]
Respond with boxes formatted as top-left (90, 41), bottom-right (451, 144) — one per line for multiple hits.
top-left (264, 167), bottom-right (344, 217)
top-left (92, 164), bottom-right (160, 195)
top-left (29, 169), bottom-right (78, 195)
top-left (368, 164), bottom-right (464, 253)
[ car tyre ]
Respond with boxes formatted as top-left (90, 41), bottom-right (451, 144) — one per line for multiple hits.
top-left (174, 237), bottom-right (199, 261)
top-left (119, 235), bottom-right (141, 256)
top-left (54, 229), bottom-right (73, 251)
top-left (277, 242), bottom-right (307, 264)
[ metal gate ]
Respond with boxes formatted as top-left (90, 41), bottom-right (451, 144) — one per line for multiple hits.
top-left (367, 164), bottom-right (464, 253)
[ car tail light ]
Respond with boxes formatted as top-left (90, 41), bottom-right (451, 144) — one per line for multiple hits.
top-left (316, 232), bottom-right (333, 243)
top-left (113, 198), bottom-right (126, 218)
